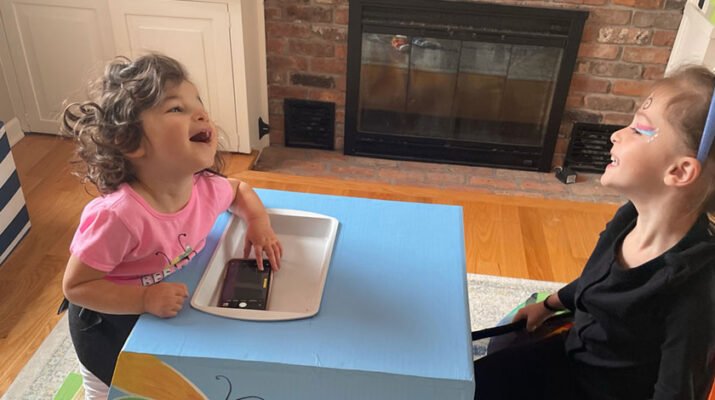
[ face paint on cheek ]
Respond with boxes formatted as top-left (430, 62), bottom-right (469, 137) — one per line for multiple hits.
top-left (635, 123), bottom-right (659, 143)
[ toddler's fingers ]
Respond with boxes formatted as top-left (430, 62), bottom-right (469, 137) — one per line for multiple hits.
top-left (274, 241), bottom-right (283, 260)
top-left (267, 247), bottom-right (279, 271)
top-left (165, 282), bottom-right (188, 297)
top-left (173, 293), bottom-right (187, 304)
top-left (159, 306), bottom-right (178, 318)
top-left (269, 242), bottom-right (281, 267)
top-left (254, 245), bottom-right (265, 270)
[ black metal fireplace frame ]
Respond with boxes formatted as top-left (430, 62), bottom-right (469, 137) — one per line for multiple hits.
top-left (344, 0), bottom-right (588, 171)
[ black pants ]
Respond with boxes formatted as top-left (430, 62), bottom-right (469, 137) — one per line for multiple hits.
top-left (473, 332), bottom-right (657, 400)
top-left (68, 303), bottom-right (139, 386)
top-left (474, 332), bottom-right (582, 399)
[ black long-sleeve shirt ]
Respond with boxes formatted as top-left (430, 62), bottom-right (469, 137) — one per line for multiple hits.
top-left (558, 202), bottom-right (715, 400)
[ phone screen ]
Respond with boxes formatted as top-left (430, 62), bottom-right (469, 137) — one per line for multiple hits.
top-left (219, 259), bottom-right (272, 310)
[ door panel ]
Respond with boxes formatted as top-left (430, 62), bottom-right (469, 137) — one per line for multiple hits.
top-left (1, 0), bottom-right (115, 133)
top-left (109, 0), bottom-right (239, 151)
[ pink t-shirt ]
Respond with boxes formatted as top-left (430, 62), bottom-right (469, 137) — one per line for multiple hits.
top-left (70, 173), bottom-right (234, 286)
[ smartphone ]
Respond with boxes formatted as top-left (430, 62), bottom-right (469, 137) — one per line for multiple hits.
top-left (218, 258), bottom-right (272, 310)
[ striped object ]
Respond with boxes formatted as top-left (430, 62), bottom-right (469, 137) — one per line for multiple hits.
top-left (0, 121), bottom-right (31, 265)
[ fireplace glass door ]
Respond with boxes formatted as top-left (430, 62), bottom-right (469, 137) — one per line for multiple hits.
top-left (345, 0), bottom-right (587, 171)
top-left (359, 33), bottom-right (563, 147)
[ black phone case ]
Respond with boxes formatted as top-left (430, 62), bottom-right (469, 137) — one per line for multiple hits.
top-left (219, 259), bottom-right (272, 310)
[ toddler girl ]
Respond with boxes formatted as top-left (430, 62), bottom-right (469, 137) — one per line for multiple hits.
top-left (61, 53), bottom-right (282, 399)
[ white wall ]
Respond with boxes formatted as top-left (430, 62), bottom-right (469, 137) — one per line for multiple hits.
top-left (666, 1), bottom-right (715, 74)
top-left (0, 10), bottom-right (24, 136)
top-left (0, 8), bottom-right (15, 123)
top-left (0, 63), bottom-right (15, 124)
top-left (0, 10), bottom-right (26, 145)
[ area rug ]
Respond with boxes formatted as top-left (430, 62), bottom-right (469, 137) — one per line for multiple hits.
top-left (2, 273), bottom-right (564, 399)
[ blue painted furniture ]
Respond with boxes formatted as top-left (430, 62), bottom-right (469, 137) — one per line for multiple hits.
top-left (109, 189), bottom-right (474, 399)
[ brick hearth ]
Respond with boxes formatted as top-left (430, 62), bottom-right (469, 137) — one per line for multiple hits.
top-left (254, 146), bottom-right (624, 204)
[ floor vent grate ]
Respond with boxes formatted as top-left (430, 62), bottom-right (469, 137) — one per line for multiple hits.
top-left (565, 122), bottom-right (619, 172)
top-left (284, 99), bottom-right (335, 150)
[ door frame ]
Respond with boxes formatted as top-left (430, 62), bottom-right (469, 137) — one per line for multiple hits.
top-left (0, 10), bottom-right (29, 131)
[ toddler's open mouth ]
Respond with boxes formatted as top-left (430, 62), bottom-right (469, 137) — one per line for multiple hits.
top-left (190, 129), bottom-right (212, 143)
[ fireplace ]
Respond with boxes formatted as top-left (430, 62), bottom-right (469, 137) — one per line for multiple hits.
top-left (344, 0), bottom-right (588, 171)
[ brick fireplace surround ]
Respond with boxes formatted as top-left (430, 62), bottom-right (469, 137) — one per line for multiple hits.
top-left (259, 0), bottom-right (682, 202)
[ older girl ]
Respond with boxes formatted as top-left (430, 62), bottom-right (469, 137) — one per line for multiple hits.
top-left (475, 66), bottom-right (715, 399)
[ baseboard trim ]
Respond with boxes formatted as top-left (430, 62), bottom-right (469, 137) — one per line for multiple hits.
top-left (5, 118), bottom-right (24, 147)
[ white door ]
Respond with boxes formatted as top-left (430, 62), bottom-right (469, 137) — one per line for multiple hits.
top-left (0, 0), bottom-right (115, 134)
top-left (108, 0), bottom-right (241, 152)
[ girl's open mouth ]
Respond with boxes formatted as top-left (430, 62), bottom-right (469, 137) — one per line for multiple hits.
top-left (190, 130), bottom-right (212, 143)
top-left (609, 155), bottom-right (619, 167)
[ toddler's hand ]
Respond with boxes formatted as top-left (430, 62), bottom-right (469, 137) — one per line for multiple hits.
top-left (243, 215), bottom-right (283, 271)
top-left (143, 282), bottom-right (189, 318)
top-left (512, 302), bottom-right (553, 332)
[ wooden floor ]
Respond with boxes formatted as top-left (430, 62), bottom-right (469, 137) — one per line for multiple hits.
top-left (0, 134), bottom-right (618, 395)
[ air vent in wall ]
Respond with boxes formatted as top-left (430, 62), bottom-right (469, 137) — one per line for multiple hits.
top-left (564, 122), bottom-right (620, 173)
top-left (284, 99), bottom-right (335, 150)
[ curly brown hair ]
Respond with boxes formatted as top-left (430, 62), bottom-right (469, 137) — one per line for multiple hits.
top-left (61, 53), bottom-right (223, 194)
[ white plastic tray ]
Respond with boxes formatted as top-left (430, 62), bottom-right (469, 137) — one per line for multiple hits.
top-left (191, 208), bottom-right (339, 321)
